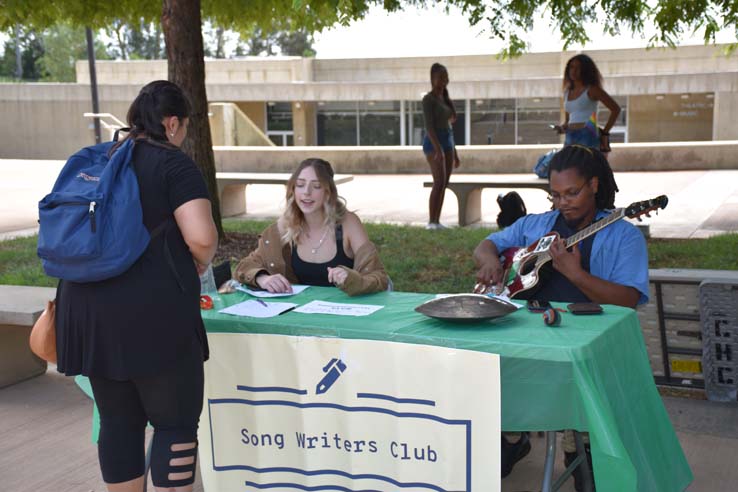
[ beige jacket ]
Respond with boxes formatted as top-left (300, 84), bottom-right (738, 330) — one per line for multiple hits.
top-left (233, 223), bottom-right (389, 296)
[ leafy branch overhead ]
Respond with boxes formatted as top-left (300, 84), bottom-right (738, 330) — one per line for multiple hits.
top-left (2, 1), bottom-right (737, 57)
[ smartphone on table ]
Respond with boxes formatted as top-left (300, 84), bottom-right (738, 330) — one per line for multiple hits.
top-left (567, 302), bottom-right (603, 315)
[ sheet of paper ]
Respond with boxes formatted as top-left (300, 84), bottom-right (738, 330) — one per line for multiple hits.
top-left (293, 300), bottom-right (384, 317)
top-left (219, 300), bottom-right (298, 318)
top-left (490, 294), bottom-right (524, 309)
top-left (236, 284), bottom-right (310, 298)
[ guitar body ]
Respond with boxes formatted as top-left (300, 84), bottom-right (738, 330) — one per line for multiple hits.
top-left (499, 232), bottom-right (559, 298)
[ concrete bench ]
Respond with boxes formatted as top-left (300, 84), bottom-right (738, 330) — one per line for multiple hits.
top-left (423, 175), bottom-right (549, 226)
top-left (217, 172), bottom-right (354, 217)
top-left (0, 285), bottom-right (56, 387)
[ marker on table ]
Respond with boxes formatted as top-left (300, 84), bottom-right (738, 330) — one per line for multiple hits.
top-left (316, 358), bottom-right (347, 395)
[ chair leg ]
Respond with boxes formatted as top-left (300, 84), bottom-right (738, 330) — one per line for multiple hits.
top-left (574, 431), bottom-right (594, 492)
top-left (541, 431), bottom-right (557, 492)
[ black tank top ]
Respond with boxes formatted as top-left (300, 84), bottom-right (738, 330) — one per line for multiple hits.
top-left (291, 224), bottom-right (355, 287)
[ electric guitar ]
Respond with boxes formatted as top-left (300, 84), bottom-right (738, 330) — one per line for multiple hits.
top-left (477, 195), bottom-right (668, 299)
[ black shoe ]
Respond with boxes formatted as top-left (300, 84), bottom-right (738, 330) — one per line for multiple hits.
top-left (564, 446), bottom-right (595, 492)
top-left (501, 433), bottom-right (532, 478)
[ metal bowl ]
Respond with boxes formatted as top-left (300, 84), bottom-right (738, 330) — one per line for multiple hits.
top-left (414, 294), bottom-right (519, 322)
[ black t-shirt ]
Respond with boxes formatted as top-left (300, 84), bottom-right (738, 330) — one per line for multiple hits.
top-left (56, 140), bottom-right (211, 380)
top-left (531, 214), bottom-right (595, 303)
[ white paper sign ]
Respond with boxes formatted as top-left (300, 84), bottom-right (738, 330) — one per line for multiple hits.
top-left (293, 300), bottom-right (384, 316)
top-left (236, 284), bottom-right (310, 298)
top-left (219, 300), bottom-right (298, 318)
top-left (199, 333), bottom-right (501, 492)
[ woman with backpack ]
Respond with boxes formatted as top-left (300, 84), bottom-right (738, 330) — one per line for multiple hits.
top-left (422, 62), bottom-right (460, 229)
top-left (553, 54), bottom-right (620, 154)
top-left (54, 80), bottom-right (218, 492)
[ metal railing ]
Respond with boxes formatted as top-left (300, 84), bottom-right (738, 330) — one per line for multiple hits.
top-left (83, 112), bottom-right (126, 141)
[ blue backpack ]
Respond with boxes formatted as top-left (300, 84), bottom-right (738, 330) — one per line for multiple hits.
top-left (37, 138), bottom-right (152, 282)
top-left (533, 149), bottom-right (557, 178)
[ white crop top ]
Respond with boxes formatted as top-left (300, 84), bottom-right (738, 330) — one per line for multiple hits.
top-left (565, 88), bottom-right (598, 124)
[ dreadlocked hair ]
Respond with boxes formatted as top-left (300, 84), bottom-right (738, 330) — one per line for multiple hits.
top-left (548, 145), bottom-right (619, 209)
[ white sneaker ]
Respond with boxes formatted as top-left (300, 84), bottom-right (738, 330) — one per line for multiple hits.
top-left (425, 222), bottom-right (439, 230)
top-left (436, 223), bottom-right (449, 229)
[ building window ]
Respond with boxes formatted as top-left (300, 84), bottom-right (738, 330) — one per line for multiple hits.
top-left (317, 101), bottom-right (359, 146)
top-left (266, 102), bottom-right (294, 146)
top-left (626, 93), bottom-right (713, 142)
top-left (359, 101), bottom-right (401, 145)
top-left (516, 97), bottom-right (561, 145)
top-left (470, 99), bottom-right (516, 145)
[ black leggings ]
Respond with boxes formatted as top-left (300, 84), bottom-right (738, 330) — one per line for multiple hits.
top-left (89, 355), bottom-right (204, 487)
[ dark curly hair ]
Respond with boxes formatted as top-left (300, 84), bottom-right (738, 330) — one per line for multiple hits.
top-left (563, 54), bottom-right (603, 91)
top-left (548, 145), bottom-right (619, 210)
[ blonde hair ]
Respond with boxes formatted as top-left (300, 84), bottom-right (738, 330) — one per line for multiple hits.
top-left (280, 158), bottom-right (347, 245)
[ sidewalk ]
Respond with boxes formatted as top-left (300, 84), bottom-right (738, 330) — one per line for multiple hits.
top-left (2, 159), bottom-right (738, 240)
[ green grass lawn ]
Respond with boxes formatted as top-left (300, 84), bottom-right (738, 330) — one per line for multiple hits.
top-left (5, 220), bottom-right (736, 293)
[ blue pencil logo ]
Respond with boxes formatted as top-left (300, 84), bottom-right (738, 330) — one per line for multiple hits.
top-left (316, 358), bottom-right (347, 395)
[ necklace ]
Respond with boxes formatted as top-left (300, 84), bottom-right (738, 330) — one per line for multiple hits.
top-left (309, 226), bottom-right (330, 254)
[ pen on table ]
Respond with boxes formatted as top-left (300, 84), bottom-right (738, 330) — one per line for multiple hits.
top-left (256, 299), bottom-right (268, 307)
top-left (278, 305), bottom-right (298, 315)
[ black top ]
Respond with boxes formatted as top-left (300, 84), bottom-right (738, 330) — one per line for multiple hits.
top-left (55, 140), bottom-right (210, 380)
top-left (531, 214), bottom-right (595, 303)
top-left (291, 224), bottom-right (355, 287)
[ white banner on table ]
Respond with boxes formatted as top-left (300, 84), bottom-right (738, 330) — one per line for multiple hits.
top-left (199, 333), bottom-right (501, 492)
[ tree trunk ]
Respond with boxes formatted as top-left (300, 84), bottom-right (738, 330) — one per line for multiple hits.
top-left (161, 0), bottom-right (224, 238)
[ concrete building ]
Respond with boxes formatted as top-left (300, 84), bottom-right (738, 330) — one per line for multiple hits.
top-left (2, 44), bottom-right (738, 160)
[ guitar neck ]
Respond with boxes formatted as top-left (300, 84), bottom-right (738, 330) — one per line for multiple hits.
top-left (564, 209), bottom-right (625, 248)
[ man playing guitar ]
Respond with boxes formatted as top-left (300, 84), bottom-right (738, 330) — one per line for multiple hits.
top-left (474, 145), bottom-right (649, 308)
top-left (473, 145), bottom-right (651, 490)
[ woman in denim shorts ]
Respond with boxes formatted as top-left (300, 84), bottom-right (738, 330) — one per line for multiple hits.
top-left (422, 63), bottom-right (460, 229)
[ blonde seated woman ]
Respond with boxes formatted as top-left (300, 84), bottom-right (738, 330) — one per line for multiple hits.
top-left (234, 158), bottom-right (389, 296)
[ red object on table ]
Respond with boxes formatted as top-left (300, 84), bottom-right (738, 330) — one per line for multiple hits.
top-left (200, 295), bottom-right (213, 310)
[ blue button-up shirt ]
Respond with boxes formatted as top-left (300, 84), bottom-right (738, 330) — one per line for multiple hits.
top-left (486, 210), bottom-right (650, 305)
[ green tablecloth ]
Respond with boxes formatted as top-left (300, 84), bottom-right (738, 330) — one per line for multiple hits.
top-left (200, 287), bottom-right (692, 492)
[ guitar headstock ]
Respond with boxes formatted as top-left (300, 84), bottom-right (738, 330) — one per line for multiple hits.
top-left (625, 195), bottom-right (668, 220)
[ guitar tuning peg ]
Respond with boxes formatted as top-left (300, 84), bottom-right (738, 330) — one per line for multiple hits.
top-left (645, 212), bottom-right (652, 218)
top-left (636, 216), bottom-right (643, 222)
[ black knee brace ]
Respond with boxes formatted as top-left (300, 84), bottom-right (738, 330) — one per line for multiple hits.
top-left (150, 428), bottom-right (198, 488)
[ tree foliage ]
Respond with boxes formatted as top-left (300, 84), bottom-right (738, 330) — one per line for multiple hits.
top-left (2, 1), bottom-right (737, 59)
top-left (0, 24), bottom-right (110, 82)
top-left (441, 0), bottom-right (738, 56)
top-left (0, 27), bottom-right (44, 80)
